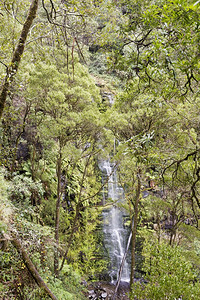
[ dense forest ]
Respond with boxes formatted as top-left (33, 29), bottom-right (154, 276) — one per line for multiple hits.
top-left (0, 0), bottom-right (200, 299)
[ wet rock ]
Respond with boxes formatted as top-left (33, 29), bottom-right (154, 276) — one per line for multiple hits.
top-left (81, 280), bottom-right (88, 286)
top-left (87, 281), bottom-right (130, 299)
top-left (88, 289), bottom-right (96, 299)
top-left (101, 292), bottom-right (107, 298)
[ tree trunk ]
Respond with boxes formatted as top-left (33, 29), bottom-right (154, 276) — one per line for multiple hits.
top-left (156, 214), bottom-right (161, 244)
top-left (59, 154), bottom-right (91, 272)
top-left (59, 205), bottom-right (79, 271)
top-left (11, 236), bottom-right (58, 300)
top-left (113, 230), bottom-right (132, 299)
top-left (54, 145), bottom-right (62, 277)
top-left (0, 0), bottom-right (39, 118)
top-left (130, 172), bottom-right (141, 287)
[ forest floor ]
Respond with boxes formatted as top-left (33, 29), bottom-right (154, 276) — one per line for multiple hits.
top-left (86, 281), bottom-right (130, 299)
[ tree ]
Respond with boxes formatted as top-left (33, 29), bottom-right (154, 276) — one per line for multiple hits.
top-left (0, 0), bottom-right (39, 118)
top-left (0, 171), bottom-right (58, 300)
top-left (0, 0), bottom-right (103, 119)
top-left (26, 56), bottom-right (105, 276)
top-left (100, 0), bottom-right (200, 97)
top-left (131, 240), bottom-right (200, 300)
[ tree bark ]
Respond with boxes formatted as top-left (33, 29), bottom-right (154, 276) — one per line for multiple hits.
top-left (130, 172), bottom-right (141, 287)
top-left (11, 236), bottom-right (58, 300)
top-left (0, 0), bottom-right (39, 119)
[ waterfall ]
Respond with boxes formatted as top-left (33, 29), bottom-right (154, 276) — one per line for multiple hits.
top-left (99, 160), bottom-right (130, 283)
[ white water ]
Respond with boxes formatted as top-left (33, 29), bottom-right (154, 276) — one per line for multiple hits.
top-left (99, 160), bottom-right (130, 282)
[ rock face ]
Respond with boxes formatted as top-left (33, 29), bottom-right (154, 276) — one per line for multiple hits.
top-left (87, 281), bottom-right (130, 300)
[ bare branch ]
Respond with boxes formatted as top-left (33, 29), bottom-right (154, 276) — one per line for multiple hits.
top-left (163, 149), bottom-right (200, 175)
top-left (41, 0), bottom-right (70, 29)
top-left (191, 167), bottom-right (200, 209)
top-left (3, 1), bottom-right (24, 25)
top-left (0, 60), bottom-right (8, 70)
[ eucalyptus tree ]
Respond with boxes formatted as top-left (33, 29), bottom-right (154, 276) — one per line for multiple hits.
top-left (25, 54), bottom-right (106, 276)
top-left (0, 0), bottom-right (109, 281)
top-left (0, 0), bottom-right (103, 119)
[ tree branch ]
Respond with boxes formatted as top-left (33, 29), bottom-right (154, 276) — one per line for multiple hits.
top-left (191, 167), bottom-right (200, 209)
top-left (41, 0), bottom-right (70, 28)
top-left (163, 149), bottom-right (200, 176)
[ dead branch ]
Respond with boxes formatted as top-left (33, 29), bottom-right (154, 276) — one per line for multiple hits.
top-left (11, 233), bottom-right (58, 300)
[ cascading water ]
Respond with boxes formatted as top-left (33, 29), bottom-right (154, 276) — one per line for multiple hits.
top-left (99, 160), bottom-right (130, 283)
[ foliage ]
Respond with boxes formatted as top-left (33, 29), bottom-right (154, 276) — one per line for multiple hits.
top-left (178, 224), bottom-right (200, 269)
top-left (1, 0), bottom-right (200, 296)
top-left (0, 171), bottom-right (87, 299)
top-left (131, 239), bottom-right (200, 300)
top-left (7, 173), bottom-right (44, 206)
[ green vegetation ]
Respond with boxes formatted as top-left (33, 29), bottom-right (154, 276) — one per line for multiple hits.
top-left (131, 239), bottom-right (200, 300)
top-left (0, 0), bottom-right (200, 299)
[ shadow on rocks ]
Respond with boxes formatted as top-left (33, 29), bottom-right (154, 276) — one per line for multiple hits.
top-left (87, 281), bottom-right (130, 300)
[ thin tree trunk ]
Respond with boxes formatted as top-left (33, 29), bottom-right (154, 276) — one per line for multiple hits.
top-left (59, 155), bottom-right (91, 272)
top-left (59, 205), bottom-right (79, 271)
top-left (54, 145), bottom-right (62, 277)
top-left (11, 236), bottom-right (58, 300)
top-left (0, 0), bottom-right (39, 118)
top-left (113, 230), bottom-right (132, 299)
top-left (130, 172), bottom-right (141, 287)
top-left (156, 214), bottom-right (161, 244)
